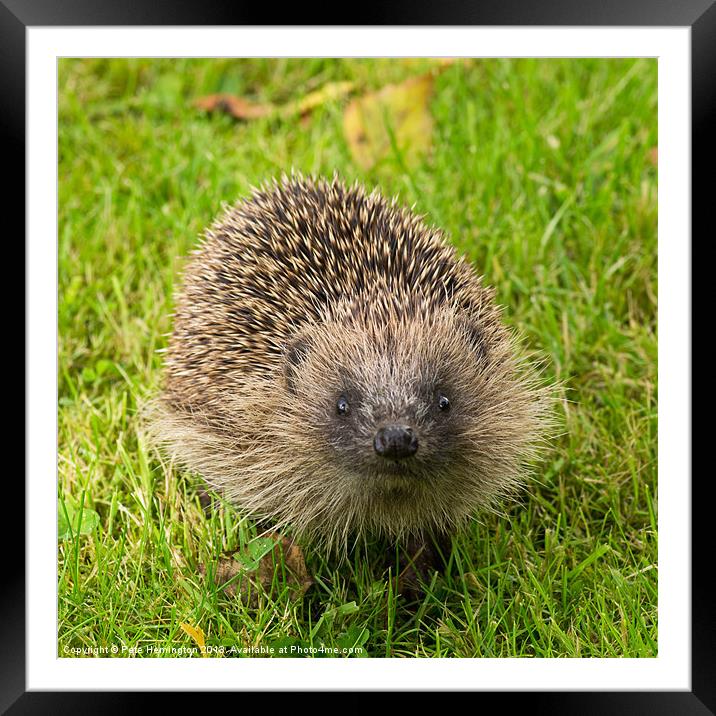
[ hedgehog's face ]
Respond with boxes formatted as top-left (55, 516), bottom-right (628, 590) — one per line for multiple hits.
top-left (280, 303), bottom-right (541, 532)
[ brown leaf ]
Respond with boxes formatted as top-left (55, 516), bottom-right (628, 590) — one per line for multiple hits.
top-left (203, 533), bottom-right (312, 606)
top-left (343, 73), bottom-right (435, 170)
top-left (648, 146), bottom-right (658, 166)
top-left (259, 534), bottom-right (313, 597)
top-left (194, 93), bottom-right (274, 120)
top-left (195, 81), bottom-right (354, 123)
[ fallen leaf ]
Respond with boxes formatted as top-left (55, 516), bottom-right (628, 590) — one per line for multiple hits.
top-left (281, 81), bottom-right (354, 118)
top-left (235, 535), bottom-right (279, 571)
top-left (648, 146), bottom-right (658, 166)
top-left (258, 535), bottom-right (313, 597)
top-left (343, 73), bottom-right (435, 169)
top-left (195, 81), bottom-right (354, 123)
top-left (179, 622), bottom-right (208, 657)
top-left (203, 533), bottom-right (313, 605)
top-left (194, 93), bottom-right (274, 120)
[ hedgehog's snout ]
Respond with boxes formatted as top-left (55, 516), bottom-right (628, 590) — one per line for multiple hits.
top-left (373, 425), bottom-right (419, 460)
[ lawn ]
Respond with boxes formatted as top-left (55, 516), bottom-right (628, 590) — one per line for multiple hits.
top-left (58, 57), bottom-right (658, 658)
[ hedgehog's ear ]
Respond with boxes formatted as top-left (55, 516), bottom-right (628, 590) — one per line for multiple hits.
top-left (283, 333), bottom-right (311, 394)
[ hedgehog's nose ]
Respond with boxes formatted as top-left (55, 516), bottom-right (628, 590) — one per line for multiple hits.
top-left (374, 426), bottom-right (418, 460)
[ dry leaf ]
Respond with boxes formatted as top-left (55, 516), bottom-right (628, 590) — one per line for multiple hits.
top-left (201, 556), bottom-right (259, 605)
top-left (203, 533), bottom-right (312, 606)
top-left (194, 93), bottom-right (274, 120)
top-left (195, 81), bottom-right (354, 123)
top-left (343, 73), bottom-right (435, 170)
top-left (259, 535), bottom-right (313, 597)
top-left (281, 81), bottom-right (354, 118)
top-left (648, 146), bottom-right (658, 166)
top-left (179, 622), bottom-right (208, 657)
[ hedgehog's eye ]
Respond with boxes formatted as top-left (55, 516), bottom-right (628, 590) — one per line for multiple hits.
top-left (336, 396), bottom-right (350, 416)
top-left (437, 393), bottom-right (451, 412)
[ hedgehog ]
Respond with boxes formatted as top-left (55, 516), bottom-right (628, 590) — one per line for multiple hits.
top-left (149, 174), bottom-right (553, 579)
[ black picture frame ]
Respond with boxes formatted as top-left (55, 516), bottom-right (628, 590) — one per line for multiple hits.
top-left (11, 1), bottom-right (709, 711)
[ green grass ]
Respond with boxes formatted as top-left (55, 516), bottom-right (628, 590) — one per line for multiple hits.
top-left (58, 58), bottom-right (658, 658)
